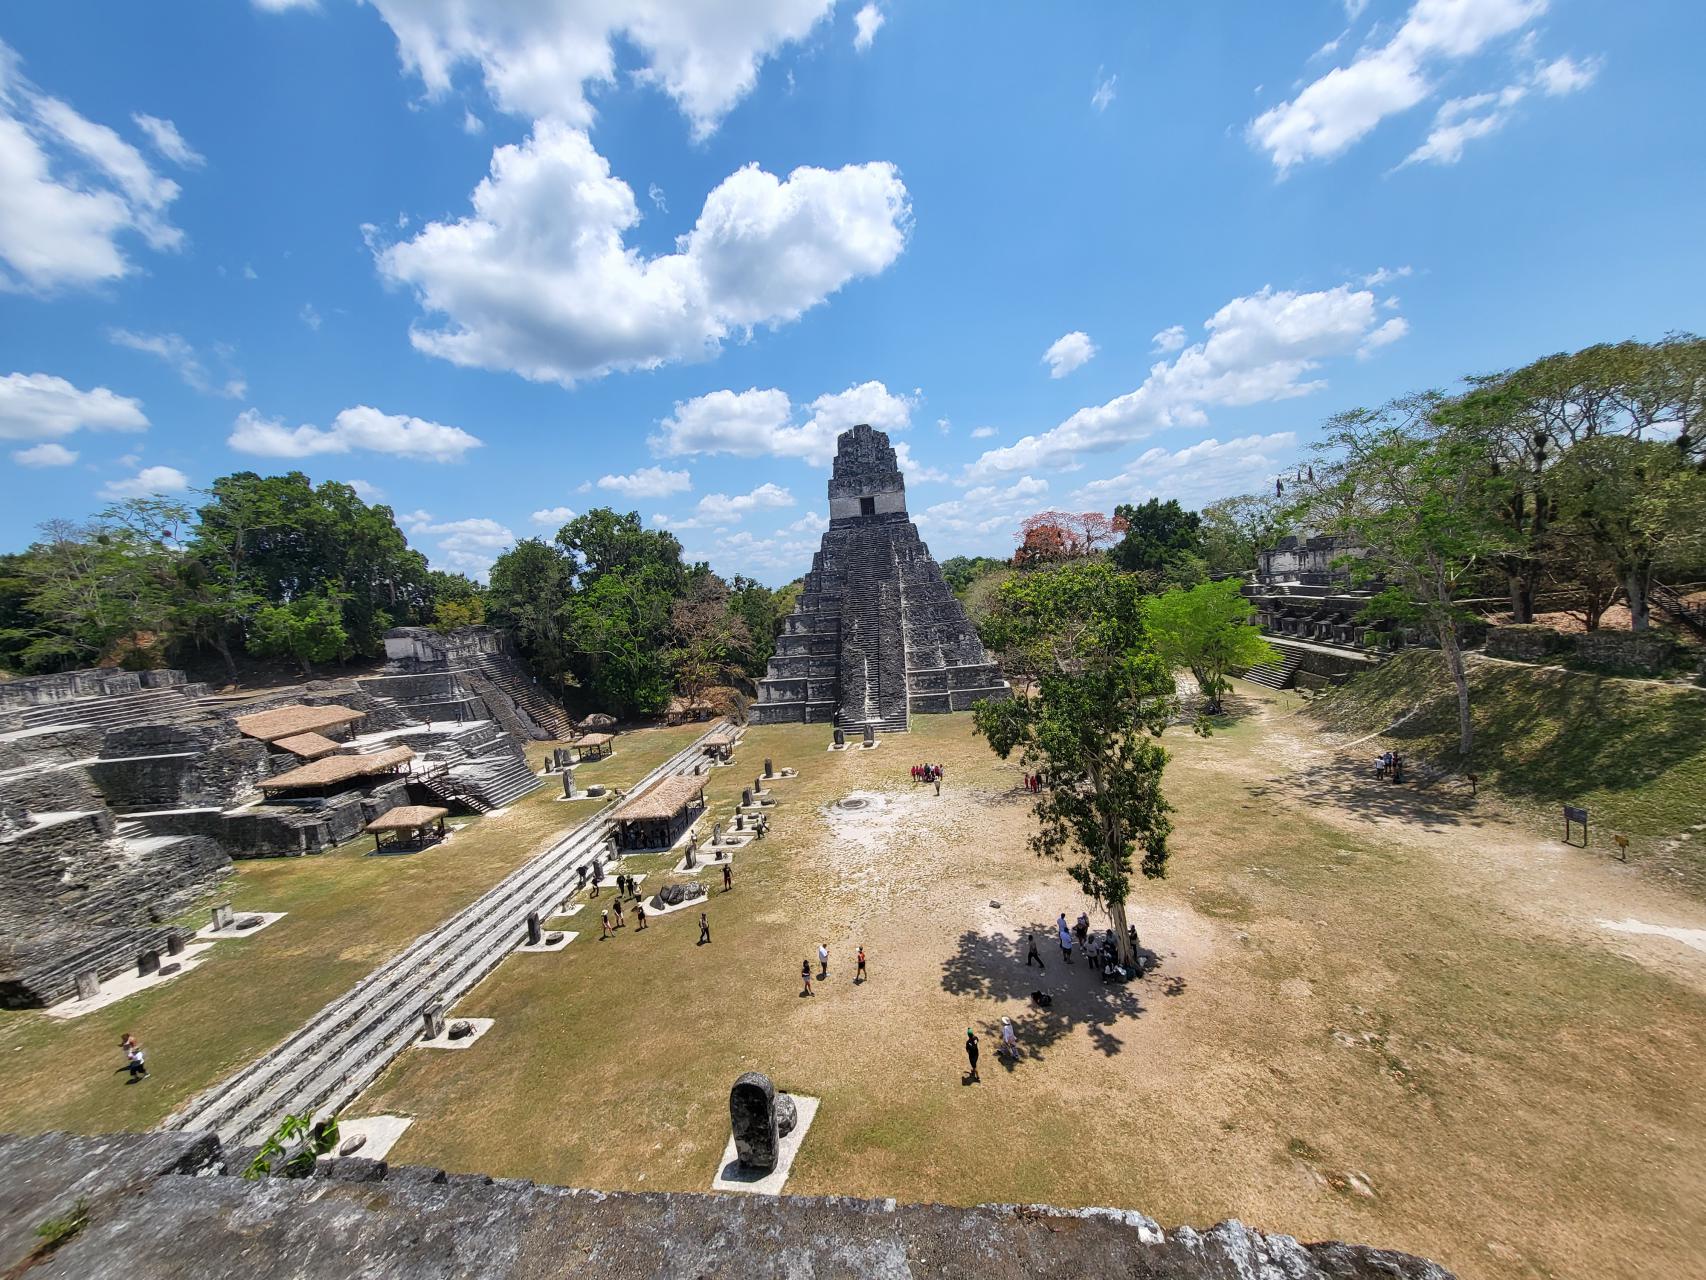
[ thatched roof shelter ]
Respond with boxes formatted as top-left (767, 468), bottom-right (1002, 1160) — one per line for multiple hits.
top-left (365, 805), bottom-right (449, 833)
top-left (236, 704), bottom-right (364, 743)
top-left (365, 803), bottom-right (448, 852)
top-left (612, 773), bottom-right (705, 822)
top-left (272, 731), bottom-right (342, 760)
top-left (259, 745), bottom-right (414, 793)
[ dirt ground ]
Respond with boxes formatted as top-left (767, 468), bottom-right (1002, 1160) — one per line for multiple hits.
top-left (351, 689), bottom-right (1706, 1280)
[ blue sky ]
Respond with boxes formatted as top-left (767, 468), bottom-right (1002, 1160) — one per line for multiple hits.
top-left (1, 0), bottom-right (1701, 584)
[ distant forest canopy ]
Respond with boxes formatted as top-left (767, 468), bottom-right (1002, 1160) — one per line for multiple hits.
top-left (0, 474), bottom-right (793, 717)
top-left (3, 338), bottom-right (1702, 719)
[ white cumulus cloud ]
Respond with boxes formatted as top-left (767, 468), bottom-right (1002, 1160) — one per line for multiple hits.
top-left (853, 4), bottom-right (884, 52)
top-left (650, 380), bottom-right (914, 465)
top-left (0, 371), bottom-right (149, 441)
top-left (1247, 0), bottom-right (1549, 172)
top-left (363, 0), bottom-right (833, 140)
top-left (1042, 331), bottom-right (1097, 379)
top-left (227, 405), bottom-right (483, 462)
top-left (530, 505), bottom-right (577, 526)
top-left (0, 40), bottom-right (188, 292)
top-left (597, 465), bottom-right (692, 499)
top-left (968, 281), bottom-right (1404, 481)
top-left (1151, 324), bottom-right (1187, 353)
top-left (373, 123), bottom-right (909, 386)
top-left (12, 441), bottom-right (78, 466)
top-left (101, 464), bottom-right (188, 499)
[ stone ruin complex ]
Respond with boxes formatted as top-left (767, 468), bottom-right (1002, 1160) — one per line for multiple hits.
top-left (0, 628), bottom-right (566, 1007)
top-left (1237, 535), bottom-right (1398, 690)
top-left (752, 424), bottom-right (1010, 731)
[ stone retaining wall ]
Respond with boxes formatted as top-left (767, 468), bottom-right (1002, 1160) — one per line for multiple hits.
top-left (0, 1130), bottom-right (1453, 1280)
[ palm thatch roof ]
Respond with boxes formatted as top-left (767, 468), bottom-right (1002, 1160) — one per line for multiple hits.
top-left (273, 731), bottom-right (343, 760)
top-left (236, 704), bottom-right (364, 742)
top-left (259, 745), bottom-right (415, 792)
top-left (612, 773), bottom-right (706, 822)
top-left (365, 805), bottom-right (449, 833)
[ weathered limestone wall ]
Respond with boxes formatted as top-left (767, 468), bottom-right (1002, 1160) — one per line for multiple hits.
top-left (0, 1130), bottom-right (1454, 1280)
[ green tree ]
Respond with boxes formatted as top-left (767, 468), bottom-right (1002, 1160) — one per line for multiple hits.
top-left (1142, 578), bottom-right (1276, 715)
top-left (561, 564), bottom-right (681, 715)
top-left (248, 590), bottom-right (353, 676)
top-left (726, 575), bottom-right (782, 676)
top-left (1297, 395), bottom-right (1505, 756)
top-left (973, 561), bottom-right (1175, 968)
top-left (487, 538), bottom-right (576, 692)
top-left (939, 555), bottom-right (1007, 595)
top-left (1110, 498), bottom-right (1203, 579)
top-left (1550, 436), bottom-right (1706, 631)
top-left (1199, 494), bottom-right (1288, 577)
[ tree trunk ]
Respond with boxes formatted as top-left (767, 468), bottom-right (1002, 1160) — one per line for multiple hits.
top-left (1109, 897), bottom-right (1134, 968)
top-left (213, 633), bottom-right (239, 683)
top-left (1625, 570), bottom-right (1651, 632)
top-left (1440, 626), bottom-right (1473, 757)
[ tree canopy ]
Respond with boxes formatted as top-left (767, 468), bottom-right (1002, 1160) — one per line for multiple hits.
top-left (973, 560), bottom-right (1176, 967)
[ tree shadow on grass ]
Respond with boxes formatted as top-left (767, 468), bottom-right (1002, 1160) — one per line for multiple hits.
top-left (1245, 754), bottom-right (1494, 837)
top-left (940, 925), bottom-right (1150, 1060)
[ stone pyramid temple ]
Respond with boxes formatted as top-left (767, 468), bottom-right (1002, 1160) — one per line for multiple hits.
top-left (751, 424), bottom-right (1011, 731)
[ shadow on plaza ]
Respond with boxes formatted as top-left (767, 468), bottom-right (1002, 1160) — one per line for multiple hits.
top-left (1245, 753), bottom-right (1492, 837)
top-left (940, 926), bottom-right (1154, 1061)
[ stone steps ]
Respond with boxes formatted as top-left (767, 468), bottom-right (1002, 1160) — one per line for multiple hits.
top-left (16, 688), bottom-right (204, 734)
top-left (160, 723), bottom-right (726, 1144)
top-left (1241, 652), bottom-right (1303, 690)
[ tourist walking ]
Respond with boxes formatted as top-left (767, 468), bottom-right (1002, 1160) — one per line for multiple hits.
top-left (801, 959), bottom-right (814, 996)
top-left (601, 909), bottom-right (611, 939)
top-left (934, 775), bottom-right (941, 796)
top-left (998, 1016), bottom-right (1018, 1061)
top-left (1057, 913), bottom-right (1073, 964)
top-left (856, 946), bottom-right (867, 983)
top-left (722, 862), bottom-right (733, 891)
top-left (126, 1040), bottom-right (147, 1081)
top-left (635, 903), bottom-right (647, 931)
top-left (699, 912), bottom-right (711, 945)
top-left (964, 1027), bottom-right (980, 1082)
top-left (613, 899), bottom-right (625, 929)
top-left (818, 941), bottom-right (829, 979)
top-left (1025, 932), bottom-right (1044, 969)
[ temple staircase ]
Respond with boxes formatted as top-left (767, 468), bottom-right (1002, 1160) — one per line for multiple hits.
top-left (471, 654), bottom-right (575, 739)
top-left (1240, 651), bottom-right (1304, 691)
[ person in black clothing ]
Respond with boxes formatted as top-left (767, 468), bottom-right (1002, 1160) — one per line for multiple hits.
top-left (964, 1027), bottom-right (980, 1082)
top-left (698, 912), bottom-right (711, 945)
top-left (1025, 932), bottom-right (1044, 970)
top-left (723, 862), bottom-right (733, 891)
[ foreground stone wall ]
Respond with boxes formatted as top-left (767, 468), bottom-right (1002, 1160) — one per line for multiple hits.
top-left (0, 1131), bottom-right (1453, 1280)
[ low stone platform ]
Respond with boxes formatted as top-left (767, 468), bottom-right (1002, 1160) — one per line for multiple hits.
top-left (516, 931), bottom-right (575, 953)
top-left (0, 1130), bottom-right (1454, 1279)
top-left (416, 1017), bottom-right (494, 1050)
top-left (43, 941), bottom-right (220, 1020)
top-left (712, 1095), bottom-right (819, 1196)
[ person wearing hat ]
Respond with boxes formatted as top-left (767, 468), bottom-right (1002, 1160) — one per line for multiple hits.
top-left (999, 1016), bottom-right (1018, 1061)
top-left (964, 1027), bottom-right (980, 1081)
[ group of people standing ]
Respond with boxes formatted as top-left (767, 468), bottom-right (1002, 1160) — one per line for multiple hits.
top-left (910, 763), bottom-right (944, 795)
top-left (1020, 772), bottom-right (1046, 795)
top-left (800, 943), bottom-right (867, 995)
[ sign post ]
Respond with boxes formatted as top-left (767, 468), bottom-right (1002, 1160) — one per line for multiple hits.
top-left (1563, 805), bottom-right (1589, 847)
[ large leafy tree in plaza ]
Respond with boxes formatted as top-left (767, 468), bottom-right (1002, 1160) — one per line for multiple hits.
top-left (1296, 395), bottom-right (1505, 757)
top-left (973, 560), bottom-right (1175, 968)
top-left (1549, 436), bottom-right (1706, 631)
top-left (1142, 578), bottom-right (1276, 715)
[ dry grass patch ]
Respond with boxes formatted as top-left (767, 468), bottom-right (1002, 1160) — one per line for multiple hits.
top-left (355, 707), bottom-right (1706, 1280)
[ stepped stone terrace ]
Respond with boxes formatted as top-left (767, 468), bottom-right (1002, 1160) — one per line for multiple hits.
top-left (751, 424), bottom-right (1011, 732)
